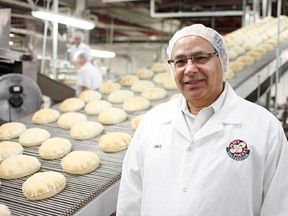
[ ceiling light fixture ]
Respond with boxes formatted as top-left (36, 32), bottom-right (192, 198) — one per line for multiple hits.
top-left (31, 10), bottom-right (95, 30)
top-left (90, 49), bottom-right (116, 58)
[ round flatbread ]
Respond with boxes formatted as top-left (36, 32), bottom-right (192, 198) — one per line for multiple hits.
top-left (61, 151), bottom-right (100, 175)
top-left (59, 98), bottom-right (85, 112)
top-left (120, 75), bottom-right (139, 87)
top-left (150, 62), bottom-right (168, 73)
top-left (136, 68), bottom-right (154, 79)
top-left (162, 77), bottom-right (177, 90)
top-left (78, 90), bottom-right (102, 103)
top-left (32, 108), bottom-right (60, 124)
top-left (131, 80), bottom-right (155, 93)
top-left (22, 171), bottom-right (66, 200)
top-left (153, 72), bottom-right (171, 85)
top-left (84, 100), bottom-right (112, 115)
top-left (0, 141), bottom-right (23, 163)
top-left (141, 87), bottom-right (167, 101)
top-left (99, 82), bottom-right (121, 94)
top-left (70, 121), bottom-right (103, 140)
top-left (0, 122), bottom-right (26, 140)
top-left (130, 114), bottom-right (144, 130)
top-left (39, 137), bottom-right (72, 160)
top-left (123, 96), bottom-right (150, 112)
top-left (0, 155), bottom-right (41, 180)
top-left (57, 112), bottom-right (87, 130)
top-left (98, 108), bottom-right (127, 125)
top-left (19, 128), bottom-right (51, 147)
top-left (0, 204), bottom-right (11, 216)
top-left (99, 132), bottom-right (131, 153)
top-left (107, 90), bottom-right (134, 104)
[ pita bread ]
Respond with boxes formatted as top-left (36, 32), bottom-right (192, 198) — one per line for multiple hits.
top-left (99, 132), bottom-right (131, 152)
top-left (130, 114), bottom-right (144, 130)
top-left (19, 128), bottom-right (51, 147)
top-left (162, 77), bottom-right (177, 90)
top-left (141, 87), bottom-right (167, 101)
top-left (99, 82), bottom-right (121, 94)
top-left (32, 108), bottom-right (60, 124)
top-left (59, 98), bottom-right (85, 112)
top-left (98, 108), bottom-right (127, 125)
top-left (120, 75), bottom-right (139, 86)
top-left (0, 204), bottom-right (11, 216)
top-left (150, 62), bottom-right (168, 73)
top-left (153, 73), bottom-right (170, 85)
top-left (85, 100), bottom-right (112, 115)
top-left (0, 155), bottom-right (41, 179)
top-left (61, 151), bottom-right (100, 175)
top-left (39, 137), bottom-right (72, 160)
top-left (70, 121), bottom-right (103, 140)
top-left (123, 96), bottom-right (150, 112)
top-left (57, 112), bottom-right (87, 130)
top-left (131, 80), bottom-right (155, 93)
top-left (0, 141), bottom-right (23, 163)
top-left (0, 122), bottom-right (26, 140)
top-left (22, 171), bottom-right (66, 200)
top-left (107, 90), bottom-right (134, 104)
top-left (78, 90), bottom-right (102, 103)
top-left (136, 69), bottom-right (154, 79)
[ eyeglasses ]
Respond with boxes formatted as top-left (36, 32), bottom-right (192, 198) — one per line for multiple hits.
top-left (168, 52), bottom-right (219, 69)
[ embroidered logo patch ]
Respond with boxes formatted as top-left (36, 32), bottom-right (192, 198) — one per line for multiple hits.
top-left (226, 139), bottom-right (250, 161)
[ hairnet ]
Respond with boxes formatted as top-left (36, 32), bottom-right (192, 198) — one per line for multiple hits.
top-left (73, 31), bottom-right (85, 40)
top-left (166, 24), bottom-right (229, 76)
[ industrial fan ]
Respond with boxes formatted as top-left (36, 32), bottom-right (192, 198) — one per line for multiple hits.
top-left (0, 73), bottom-right (42, 123)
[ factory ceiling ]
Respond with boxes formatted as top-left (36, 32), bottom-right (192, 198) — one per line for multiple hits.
top-left (0, 0), bottom-right (287, 51)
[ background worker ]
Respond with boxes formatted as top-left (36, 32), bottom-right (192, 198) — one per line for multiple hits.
top-left (75, 52), bottom-right (103, 96)
top-left (69, 31), bottom-right (91, 64)
top-left (116, 24), bottom-right (288, 216)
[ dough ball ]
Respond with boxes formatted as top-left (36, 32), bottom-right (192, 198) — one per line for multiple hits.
top-left (141, 87), bottom-right (167, 101)
top-left (39, 137), bottom-right (72, 160)
top-left (78, 90), bottom-right (102, 103)
top-left (59, 98), bottom-right (85, 112)
top-left (99, 82), bottom-right (121, 94)
top-left (70, 121), bottom-right (104, 140)
top-left (131, 80), bottom-right (155, 93)
top-left (0, 155), bottom-right (41, 179)
top-left (84, 100), bottom-right (112, 115)
top-left (0, 122), bottom-right (26, 140)
top-left (107, 90), bottom-right (135, 104)
top-left (130, 114), bottom-right (144, 130)
top-left (57, 112), bottom-right (87, 130)
top-left (22, 171), bottom-right (66, 200)
top-left (99, 132), bottom-right (131, 152)
top-left (0, 141), bottom-right (23, 163)
top-left (19, 128), bottom-right (51, 147)
top-left (136, 69), bottom-right (154, 79)
top-left (120, 75), bottom-right (139, 87)
top-left (123, 96), bottom-right (150, 112)
top-left (98, 108), bottom-right (127, 125)
top-left (32, 108), bottom-right (60, 124)
top-left (61, 151), bottom-right (100, 175)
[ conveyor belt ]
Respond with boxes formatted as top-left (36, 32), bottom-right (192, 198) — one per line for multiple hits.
top-left (1, 42), bottom-right (288, 216)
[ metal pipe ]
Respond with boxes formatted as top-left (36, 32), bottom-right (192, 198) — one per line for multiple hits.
top-left (274, 0), bottom-right (282, 115)
top-left (150, 0), bottom-right (243, 18)
top-left (40, 0), bottom-right (50, 75)
top-left (52, 0), bottom-right (58, 79)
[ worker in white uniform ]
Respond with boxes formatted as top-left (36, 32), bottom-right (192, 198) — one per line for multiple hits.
top-left (116, 24), bottom-right (288, 216)
top-left (69, 31), bottom-right (91, 64)
top-left (75, 52), bottom-right (103, 96)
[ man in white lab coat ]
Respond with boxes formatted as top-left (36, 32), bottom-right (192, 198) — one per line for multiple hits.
top-left (116, 24), bottom-right (288, 216)
top-left (69, 31), bottom-right (91, 64)
top-left (75, 52), bottom-right (103, 96)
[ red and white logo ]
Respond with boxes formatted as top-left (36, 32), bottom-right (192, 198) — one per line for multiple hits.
top-left (226, 139), bottom-right (250, 161)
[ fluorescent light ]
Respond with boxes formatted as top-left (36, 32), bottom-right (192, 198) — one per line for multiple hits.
top-left (31, 10), bottom-right (95, 30)
top-left (90, 49), bottom-right (116, 58)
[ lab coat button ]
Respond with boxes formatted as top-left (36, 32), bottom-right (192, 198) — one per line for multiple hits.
top-left (183, 187), bottom-right (187, 192)
top-left (187, 147), bottom-right (193, 152)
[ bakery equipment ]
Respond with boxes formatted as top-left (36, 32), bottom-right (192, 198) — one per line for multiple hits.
top-left (0, 73), bottom-right (42, 123)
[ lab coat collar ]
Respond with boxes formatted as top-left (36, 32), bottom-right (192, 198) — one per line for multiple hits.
top-left (164, 82), bottom-right (242, 141)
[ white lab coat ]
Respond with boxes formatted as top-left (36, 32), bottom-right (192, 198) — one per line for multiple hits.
top-left (76, 62), bottom-right (103, 96)
top-left (117, 82), bottom-right (288, 216)
top-left (69, 42), bottom-right (91, 63)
